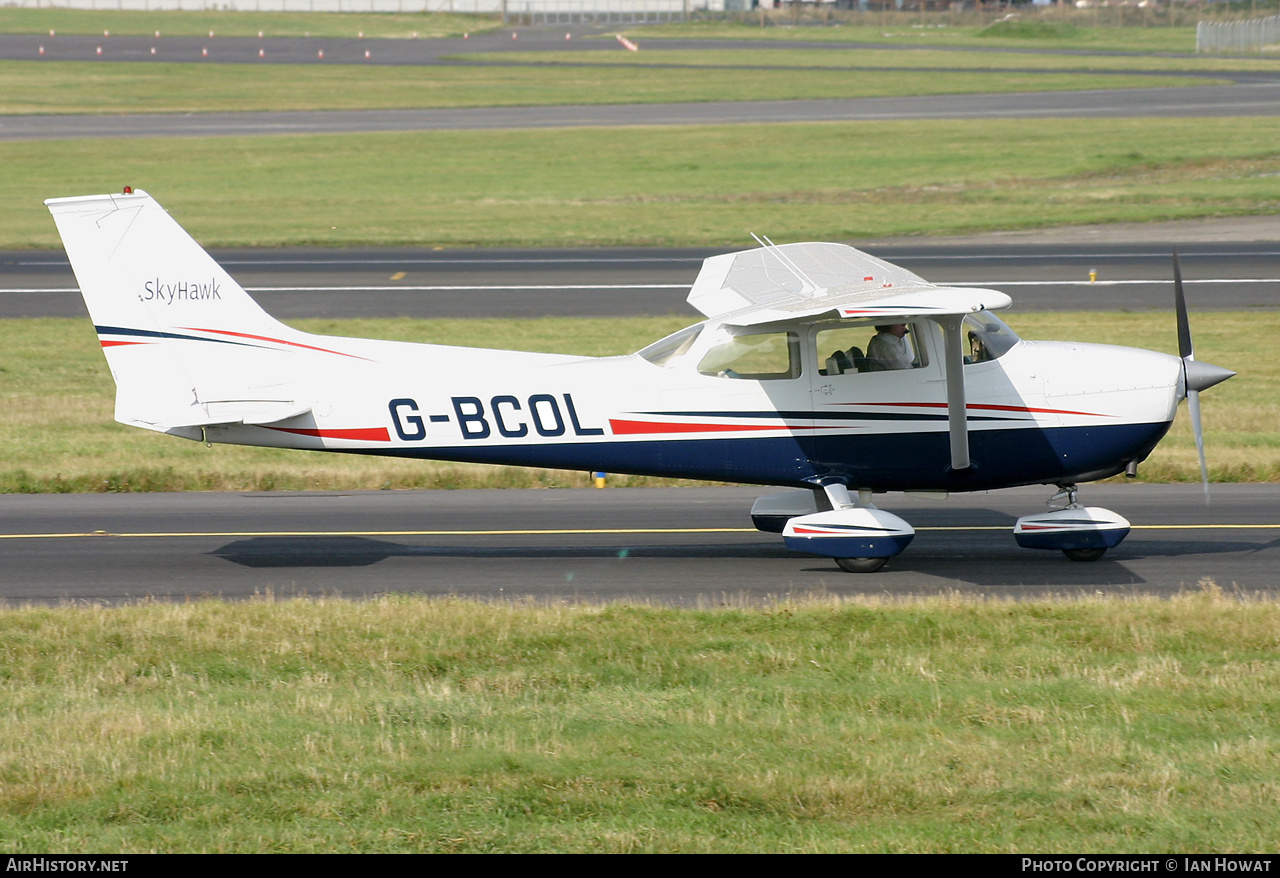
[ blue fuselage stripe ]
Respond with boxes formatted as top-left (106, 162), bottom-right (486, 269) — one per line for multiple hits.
top-left (95, 325), bottom-right (263, 350)
top-left (347, 421), bottom-right (1173, 491)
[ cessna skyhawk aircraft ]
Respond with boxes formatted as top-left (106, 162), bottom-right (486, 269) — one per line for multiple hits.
top-left (45, 190), bottom-right (1234, 572)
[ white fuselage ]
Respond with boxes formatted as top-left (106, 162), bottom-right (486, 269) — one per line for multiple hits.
top-left (201, 317), bottom-right (1182, 492)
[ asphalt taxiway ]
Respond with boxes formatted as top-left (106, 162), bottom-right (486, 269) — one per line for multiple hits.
top-left (8, 82), bottom-right (1280, 142)
top-left (2, 484), bottom-right (1276, 605)
top-left (4, 240), bottom-right (1277, 320)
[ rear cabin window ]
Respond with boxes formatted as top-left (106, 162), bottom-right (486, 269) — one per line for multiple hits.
top-left (697, 331), bottom-right (800, 380)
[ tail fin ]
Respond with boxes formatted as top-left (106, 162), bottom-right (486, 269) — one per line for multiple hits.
top-left (45, 191), bottom-right (311, 436)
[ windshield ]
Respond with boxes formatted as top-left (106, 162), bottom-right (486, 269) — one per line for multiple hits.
top-left (963, 313), bottom-right (1020, 363)
top-left (636, 324), bottom-right (703, 367)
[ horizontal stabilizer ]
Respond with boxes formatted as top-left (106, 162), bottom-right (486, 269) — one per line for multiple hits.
top-left (191, 400), bottom-right (313, 427)
top-left (116, 391), bottom-right (312, 435)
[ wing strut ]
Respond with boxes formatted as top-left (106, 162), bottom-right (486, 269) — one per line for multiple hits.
top-left (937, 315), bottom-right (970, 472)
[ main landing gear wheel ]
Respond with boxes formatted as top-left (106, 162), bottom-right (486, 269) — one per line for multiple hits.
top-left (1062, 547), bottom-right (1107, 562)
top-left (835, 557), bottom-right (889, 574)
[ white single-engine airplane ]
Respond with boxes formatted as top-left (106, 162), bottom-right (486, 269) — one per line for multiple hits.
top-left (46, 190), bottom-right (1235, 572)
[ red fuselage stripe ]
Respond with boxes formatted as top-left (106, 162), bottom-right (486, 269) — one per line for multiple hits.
top-left (609, 419), bottom-right (794, 435)
top-left (840, 401), bottom-right (1107, 417)
top-left (265, 426), bottom-right (391, 442)
top-left (180, 327), bottom-right (369, 360)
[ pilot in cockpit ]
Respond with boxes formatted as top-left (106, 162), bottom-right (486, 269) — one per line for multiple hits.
top-left (866, 323), bottom-right (916, 371)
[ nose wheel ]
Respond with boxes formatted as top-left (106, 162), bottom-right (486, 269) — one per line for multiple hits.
top-left (1014, 485), bottom-right (1131, 561)
top-left (835, 556), bottom-right (889, 574)
top-left (1062, 547), bottom-right (1108, 562)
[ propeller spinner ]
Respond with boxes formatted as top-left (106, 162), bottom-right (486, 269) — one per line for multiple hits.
top-left (1172, 250), bottom-right (1236, 502)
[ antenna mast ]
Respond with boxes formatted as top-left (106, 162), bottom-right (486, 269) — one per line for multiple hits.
top-left (751, 233), bottom-right (822, 297)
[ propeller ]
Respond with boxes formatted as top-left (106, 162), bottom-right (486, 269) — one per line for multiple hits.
top-left (1172, 249), bottom-right (1235, 503)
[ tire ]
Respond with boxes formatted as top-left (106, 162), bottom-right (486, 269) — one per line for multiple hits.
top-left (1062, 547), bottom-right (1107, 562)
top-left (835, 557), bottom-right (889, 574)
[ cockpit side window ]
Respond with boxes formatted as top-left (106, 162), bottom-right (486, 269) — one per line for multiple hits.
top-left (817, 323), bottom-right (927, 376)
top-left (697, 331), bottom-right (800, 380)
top-left (962, 313), bottom-right (1021, 364)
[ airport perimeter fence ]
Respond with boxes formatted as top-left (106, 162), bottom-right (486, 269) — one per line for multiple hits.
top-left (1197, 14), bottom-right (1280, 53)
top-left (505, 0), bottom-right (690, 26)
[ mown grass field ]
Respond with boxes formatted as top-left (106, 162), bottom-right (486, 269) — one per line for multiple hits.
top-left (5, 59), bottom-right (1195, 117)
top-left (0, 8), bottom-right (497, 39)
top-left (0, 312), bottom-right (1267, 493)
top-left (639, 13), bottom-right (1224, 52)
top-left (2, 590), bottom-right (1278, 852)
top-left (9, 117), bottom-right (1280, 249)
top-left (483, 47), bottom-right (1278, 74)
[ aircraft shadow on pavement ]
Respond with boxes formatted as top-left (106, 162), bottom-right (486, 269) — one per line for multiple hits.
top-left (209, 536), bottom-right (794, 568)
top-left (208, 532), bottom-right (1266, 589)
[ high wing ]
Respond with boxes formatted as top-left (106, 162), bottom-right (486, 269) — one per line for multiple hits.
top-left (687, 241), bottom-right (1011, 326)
top-left (689, 241), bottom-right (1012, 470)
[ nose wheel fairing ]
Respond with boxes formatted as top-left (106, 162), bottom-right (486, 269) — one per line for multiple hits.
top-left (1013, 507), bottom-right (1131, 553)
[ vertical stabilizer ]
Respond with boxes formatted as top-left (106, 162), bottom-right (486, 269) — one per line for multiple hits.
top-left (45, 191), bottom-right (311, 434)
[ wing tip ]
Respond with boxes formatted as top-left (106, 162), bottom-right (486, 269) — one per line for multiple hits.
top-left (45, 190), bottom-right (151, 210)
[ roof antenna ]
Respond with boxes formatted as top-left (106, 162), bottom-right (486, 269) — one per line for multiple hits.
top-left (750, 232), bottom-right (821, 297)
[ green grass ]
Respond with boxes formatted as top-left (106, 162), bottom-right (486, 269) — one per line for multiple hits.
top-left (479, 47), bottom-right (1278, 74)
top-left (9, 117), bottom-right (1280, 249)
top-left (0, 312), bottom-right (1268, 493)
top-left (0, 8), bottom-right (499, 39)
top-left (0, 58), bottom-right (1211, 118)
top-left (1, 590), bottom-right (1278, 852)
top-left (638, 15), bottom-right (1209, 52)
top-left (976, 20), bottom-right (1086, 42)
